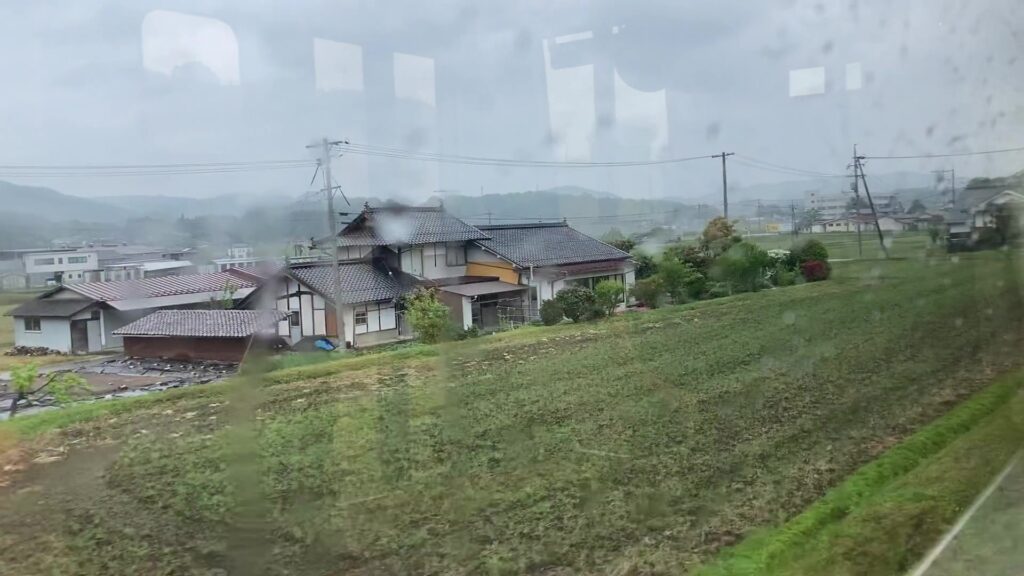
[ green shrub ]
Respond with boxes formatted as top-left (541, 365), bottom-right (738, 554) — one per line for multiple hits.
top-left (800, 259), bottom-right (831, 282)
top-left (594, 280), bottom-right (625, 316)
top-left (404, 288), bottom-right (450, 344)
top-left (554, 286), bottom-right (597, 322)
top-left (711, 242), bottom-right (771, 293)
top-left (704, 282), bottom-right (732, 299)
top-left (658, 257), bottom-right (705, 303)
top-left (631, 251), bottom-right (658, 279)
top-left (791, 238), bottom-right (829, 264)
top-left (445, 323), bottom-right (481, 340)
top-left (630, 276), bottom-right (665, 308)
top-left (774, 268), bottom-right (797, 287)
top-left (539, 299), bottom-right (565, 326)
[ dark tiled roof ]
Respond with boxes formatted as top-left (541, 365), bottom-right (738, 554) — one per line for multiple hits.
top-left (5, 298), bottom-right (95, 318)
top-left (287, 261), bottom-right (415, 304)
top-left (475, 223), bottom-right (630, 268)
top-left (113, 310), bottom-right (287, 338)
top-left (337, 206), bottom-right (489, 246)
top-left (65, 271), bottom-right (257, 302)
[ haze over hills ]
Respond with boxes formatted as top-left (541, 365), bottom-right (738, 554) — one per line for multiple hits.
top-left (0, 169), bottom-right (967, 250)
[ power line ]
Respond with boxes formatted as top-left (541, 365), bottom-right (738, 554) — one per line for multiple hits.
top-left (0, 159), bottom-right (315, 178)
top-left (734, 155), bottom-right (847, 178)
top-left (864, 145), bottom-right (1024, 160)
top-left (337, 142), bottom-right (714, 168)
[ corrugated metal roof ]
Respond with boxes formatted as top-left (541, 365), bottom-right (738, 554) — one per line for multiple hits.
top-left (5, 298), bottom-right (95, 318)
top-left (65, 271), bottom-right (256, 302)
top-left (114, 310), bottom-right (287, 338)
top-left (475, 223), bottom-right (631, 268)
top-left (337, 206), bottom-right (489, 246)
top-left (288, 261), bottom-right (416, 304)
top-left (440, 281), bottom-right (526, 297)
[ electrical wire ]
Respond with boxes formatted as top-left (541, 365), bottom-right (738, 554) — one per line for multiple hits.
top-left (336, 141), bottom-right (714, 168)
top-left (864, 145), bottom-right (1024, 160)
top-left (0, 159), bottom-right (315, 178)
top-left (733, 155), bottom-right (847, 178)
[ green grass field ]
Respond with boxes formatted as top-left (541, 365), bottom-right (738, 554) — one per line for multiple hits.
top-left (745, 231), bottom-right (933, 260)
top-left (0, 253), bottom-right (1021, 575)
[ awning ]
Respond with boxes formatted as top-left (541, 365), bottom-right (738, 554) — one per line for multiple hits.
top-left (440, 281), bottom-right (526, 297)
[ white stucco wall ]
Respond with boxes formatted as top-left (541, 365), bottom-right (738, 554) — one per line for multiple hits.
top-left (101, 308), bottom-right (152, 350)
top-left (403, 243), bottom-right (468, 279)
top-left (13, 317), bottom-right (72, 352)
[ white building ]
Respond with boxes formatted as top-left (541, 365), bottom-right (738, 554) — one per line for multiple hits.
top-left (4, 270), bottom-right (259, 353)
top-left (23, 250), bottom-right (99, 285)
top-left (804, 191), bottom-right (850, 220)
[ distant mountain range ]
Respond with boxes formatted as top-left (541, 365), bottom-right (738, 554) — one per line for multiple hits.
top-left (0, 170), bottom-right (975, 249)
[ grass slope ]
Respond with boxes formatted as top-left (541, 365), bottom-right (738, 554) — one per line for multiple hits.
top-left (0, 253), bottom-right (1021, 575)
top-left (696, 372), bottom-right (1024, 576)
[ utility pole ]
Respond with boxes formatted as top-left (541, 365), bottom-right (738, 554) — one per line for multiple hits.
top-left (851, 145), bottom-right (863, 257)
top-left (790, 202), bottom-right (797, 237)
top-left (307, 137), bottom-right (348, 348)
top-left (932, 168), bottom-right (956, 207)
top-left (854, 151), bottom-right (889, 258)
top-left (711, 152), bottom-right (734, 219)
top-left (486, 210), bottom-right (493, 225)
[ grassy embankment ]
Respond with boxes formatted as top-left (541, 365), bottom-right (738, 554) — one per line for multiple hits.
top-left (0, 251), bottom-right (1021, 575)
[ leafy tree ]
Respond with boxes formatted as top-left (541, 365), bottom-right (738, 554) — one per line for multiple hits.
top-left (701, 216), bottom-right (736, 243)
top-left (664, 244), bottom-right (712, 275)
top-left (7, 364), bottom-right (88, 418)
top-left (790, 238), bottom-right (829, 264)
top-left (847, 196), bottom-right (869, 211)
top-left (210, 280), bottom-right (239, 309)
top-left (554, 286), bottom-right (598, 322)
top-left (404, 288), bottom-right (450, 344)
top-left (631, 251), bottom-right (657, 279)
top-left (594, 280), bottom-right (625, 316)
top-left (606, 238), bottom-right (636, 252)
top-left (711, 242), bottom-right (771, 293)
top-left (699, 217), bottom-right (742, 257)
top-left (539, 299), bottom-right (565, 326)
top-left (630, 276), bottom-right (665, 308)
top-left (797, 208), bottom-right (821, 232)
top-left (657, 257), bottom-right (705, 302)
top-left (908, 198), bottom-right (928, 214)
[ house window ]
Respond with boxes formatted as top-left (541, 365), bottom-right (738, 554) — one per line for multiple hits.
top-left (446, 243), bottom-right (466, 266)
top-left (289, 312), bottom-right (300, 327)
top-left (34, 257), bottom-right (55, 266)
top-left (353, 303), bottom-right (397, 335)
top-left (67, 256), bottom-right (88, 264)
top-left (58, 257), bottom-right (63, 264)
top-left (23, 317), bottom-right (41, 332)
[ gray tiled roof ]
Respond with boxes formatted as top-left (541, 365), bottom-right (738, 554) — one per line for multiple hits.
top-left (288, 261), bottom-right (414, 304)
top-left (113, 310), bottom-right (287, 338)
top-left (5, 298), bottom-right (95, 318)
top-left (337, 206), bottom-right (489, 246)
top-left (476, 223), bottom-right (631, 268)
top-left (66, 271), bottom-right (257, 302)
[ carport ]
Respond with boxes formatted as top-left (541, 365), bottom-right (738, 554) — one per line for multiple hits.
top-left (439, 281), bottom-right (528, 331)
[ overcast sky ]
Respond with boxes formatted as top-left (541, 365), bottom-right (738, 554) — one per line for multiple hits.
top-left (0, 0), bottom-right (1021, 201)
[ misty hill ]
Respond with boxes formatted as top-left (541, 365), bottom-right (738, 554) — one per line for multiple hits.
top-left (432, 189), bottom-right (696, 236)
top-left (93, 191), bottom-right (297, 218)
top-left (0, 180), bottom-right (132, 222)
top-left (721, 171), bottom-right (937, 204)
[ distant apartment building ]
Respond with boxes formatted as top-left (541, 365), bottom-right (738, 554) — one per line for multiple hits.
top-left (24, 250), bottom-right (99, 285)
top-left (21, 244), bottom-right (195, 287)
top-left (804, 191), bottom-right (850, 220)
